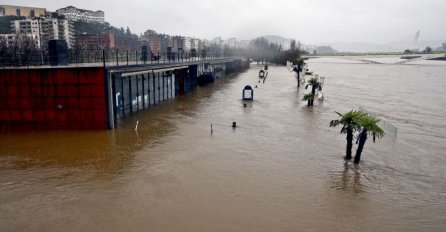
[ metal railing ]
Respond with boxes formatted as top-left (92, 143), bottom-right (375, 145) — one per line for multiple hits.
top-left (0, 48), bottom-right (241, 68)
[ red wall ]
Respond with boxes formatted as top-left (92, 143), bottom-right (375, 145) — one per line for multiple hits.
top-left (0, 67), bottom-right (108, 130)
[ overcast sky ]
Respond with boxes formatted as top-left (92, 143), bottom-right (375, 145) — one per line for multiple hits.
top-left (4, 0), bottom-right (446, 44)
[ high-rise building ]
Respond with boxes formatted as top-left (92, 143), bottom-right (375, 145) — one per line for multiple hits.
top-left (56, 6), bottom-right (104, 24)
top-left (159, 34), bottom-right (171, 55)
top-left (0, 5), bottom-right (46, 17)
top-left (171, 36), bottom-right (185, 52)
top-left (143, 30), bottom-right (161, 54)
top-left (74, 32), bottom-right (115, 49)
top-left (11, 18), bottom-right (75, 48)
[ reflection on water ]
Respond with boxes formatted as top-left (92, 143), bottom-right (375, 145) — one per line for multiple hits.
top-left (1, 58), bottom-right (446, 231)
top-left (330, 162), bottom-right (364, 195)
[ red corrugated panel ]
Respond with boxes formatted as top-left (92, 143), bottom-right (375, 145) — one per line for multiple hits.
top-left (93, 121), bottom-right (106, 130)
top-left (79, 73), bottom-right (91, 84)
top-left (68, 122), bottom-right (81, 130)
top-left (67, 98), bottom-right (79, 108)
top-left (43, 73), bottom-right (55, 85)
top-left (90, 85), bottom-right (105, 97)
top-left (92, 74), bottom-right (104, 85)
top-left (57, 86), bottom-right (66, 96)
top-left (43, 85), bottom-right (55, 96)
top-left (46, 110), bottom-right (57, 121)
top-left (31, 123), bottom-right (43, 130)
top-left (9, 110), bottom-right (21, 120)
top-left (43, 97), bottom-right (56, 109)
top-left (81, 121), bottom-right (93, 130)
top-left (31, 98), bottom-right (43, 109)
top-left (0, 98), bottom-right (6, 109)
top-left (66, 85), bottom-right (78, 96)
top-left (57, 111), bottom-right (68, 122)
top-left (79, 98), bottom-right (91, 109)
top-left (46, 122), bottom-right (59, 130)
top-left (20, 85), bottom-right (31, 97)
top-left (7, 86), bottom-right (19, 96)
top-left (68, 110), bottom-right (81, 121)
top-left (80, 110), bottom-right (91, 121)
top-left (79, 86), bottom-right (92, 97)
top-left (22, 110), bottom-right (33, 121)
top-left (18, 73), bottom-right (30, 84)
top-left (66, 71), bottom-right (78, 84)
top-left (20, 98), bottom-right (32, 109)
top-left (34, 110), bottom-right (46, 121)
top-left (90, 98), bottom-right (106, 109)
top-left (0, 111), bottom-right (9, 120)
top-left (0, 85), bottom-right (6, 97)
top-left (7, 98), bottom-right (19, 109)
top-left (31, 86), bottom-right (42, 96)
top-left (93, 109), bottom-right (106, 121)
top-left (31, 73), bottom-right (41, 84)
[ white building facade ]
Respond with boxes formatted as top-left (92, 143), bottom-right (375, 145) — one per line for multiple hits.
top-left (56, 6), bottom-right (104, 24)
top-left (11, 18), bottom-right (75, 48)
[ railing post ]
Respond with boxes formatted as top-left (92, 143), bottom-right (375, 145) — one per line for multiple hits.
top-left (102, 49), bottom-right (106, 67)
top-left (116, 49), bottom-right (119, 66)
top-left (129, 77), bottom-right (133, 113)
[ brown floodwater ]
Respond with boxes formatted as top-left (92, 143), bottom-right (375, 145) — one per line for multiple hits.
top-left (1, 57), bottom-right (446, 231)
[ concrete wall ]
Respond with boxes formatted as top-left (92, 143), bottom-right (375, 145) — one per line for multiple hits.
top-left (0, 67), bottom-right (108, 130)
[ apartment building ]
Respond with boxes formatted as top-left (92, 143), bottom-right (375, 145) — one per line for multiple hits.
top-left (56, 6), bottom-right (104, 24)
top-left (0, 5), bottom-right (46, 17)
top-left (143, 30), bottom-right (161, 54)
top-left (11, 18), bottom-right (75, 48)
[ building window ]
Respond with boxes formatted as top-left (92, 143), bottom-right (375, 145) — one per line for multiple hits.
top-left (30, 10), bottom-right (35, 17)
top-left (16, 9), bottom-right (21, 16)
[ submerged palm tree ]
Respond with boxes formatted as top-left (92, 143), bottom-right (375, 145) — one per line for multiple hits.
top-left (303, 77), bottom-right (321, 106)
top-left (293, 59), bottom-right (305, 87)
top-left (302, 93), bottom-right (314, 106)
top-left (329, 110), bottom-right (366, 160)
top-left (354, 115), bottom-right (385, 163)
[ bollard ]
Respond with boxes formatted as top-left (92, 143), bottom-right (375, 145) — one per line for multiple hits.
top-left (135, 120), bottom-right (139, 130)
top-left (232, 122), bottom-right (237, 128)
top-left (211, 123), bottom-right (213, 134)
top-left (243, 104), bottom-right (247, 107)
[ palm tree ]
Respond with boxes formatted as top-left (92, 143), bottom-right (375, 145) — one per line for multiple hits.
top-left (304, 77), bottom-right (321, 106)
top-left (302, 93), bottom-right (314, 106)
top-left (354, 115), bottom-right (385, 163)
top-left (329, 110), bottom-right (366, 160)
top-left (293, 59), bottom-right (305, 87)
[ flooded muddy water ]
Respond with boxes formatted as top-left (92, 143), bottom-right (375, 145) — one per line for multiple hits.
top-left (1, 57), bottom-right (445, 231)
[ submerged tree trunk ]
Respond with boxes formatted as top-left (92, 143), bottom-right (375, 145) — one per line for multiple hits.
top-left (346, 128), bottom-right (353, 160)
top-left (297, 71), bottom-right (300, 87)
top-left (354, 130), bottom-right (368, 163)
top-left (310, 85), bottom-right (316, 106)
